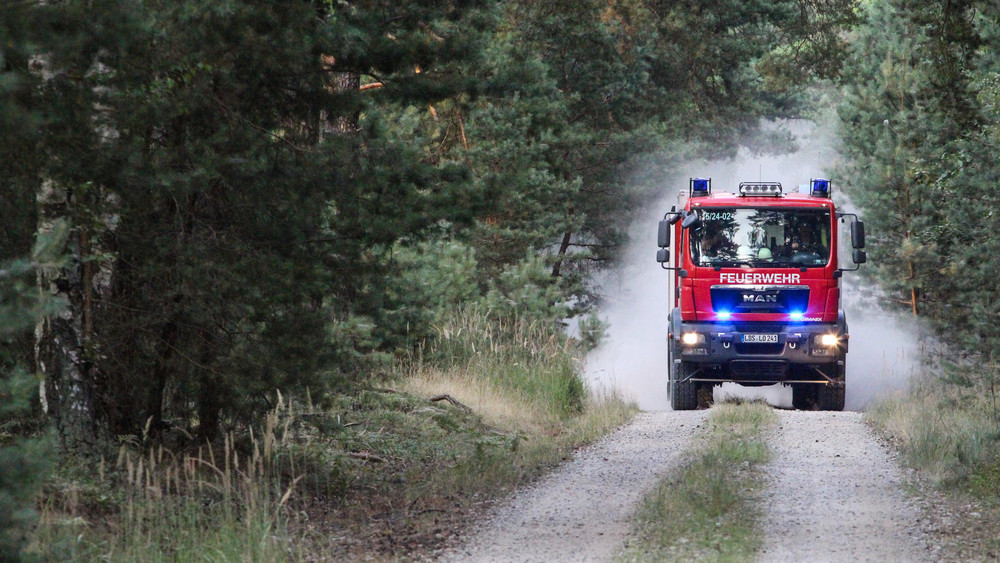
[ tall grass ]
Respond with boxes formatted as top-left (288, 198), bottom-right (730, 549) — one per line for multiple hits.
top-left (28, 306), bottom-right (635, 561)
top-left (420, 305), bottom-right (587, 420)
top-left (31, 398), bottom-right (302, 562)
top-left (866, 360), bottom-right (1000, 497)
top-left (398, 305), bottom-right (635, 501)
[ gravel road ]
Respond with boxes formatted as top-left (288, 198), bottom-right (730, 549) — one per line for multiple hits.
top-left (438, 411), bottom-right (708, 562)
top-left (758, 410), bottom-right (929, 562)
top-left (439, 408), bottom-right (933, 562)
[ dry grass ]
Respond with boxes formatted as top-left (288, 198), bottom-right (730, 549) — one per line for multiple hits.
top-left (400, 368), bottom-right (555, 435)
top-left (30, 396), bottom-right (302, 561)
top-left (866, 368), bottom-right (1000, 492)
top-left (866, 361), bottom-right (1000, 559)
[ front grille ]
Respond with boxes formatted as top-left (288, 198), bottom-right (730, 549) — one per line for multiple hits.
top-left (734, 342), bottom-right (785, 355)
top-left (733, 323), bottom-right (785, 332)
top-left (730, 360), bottom-right (787, 380)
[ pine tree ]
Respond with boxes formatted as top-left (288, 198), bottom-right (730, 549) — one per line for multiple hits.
top-left (838, 0), bottom-right (945, 316)
top-left (25, 0), bottom-right (494, 442)
top-left (837, 0), bottom-right (1000, 352)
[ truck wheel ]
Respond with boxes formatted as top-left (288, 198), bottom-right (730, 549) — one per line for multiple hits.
top-left (791, 384), bottom-right (815, 410)
top-left (671, 362), bottom-right (698, 411)
top-left (817, 384), bottom-right (845, 411)
top-left (817, 361), bottom-right (846, 411)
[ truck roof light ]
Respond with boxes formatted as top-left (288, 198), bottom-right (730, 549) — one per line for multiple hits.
top-left (810, 178), bottom-right (831, 198)
top-left (738, 182), bottom-right (783, 197)
top-left (690, 177), bottom-right (711, 197)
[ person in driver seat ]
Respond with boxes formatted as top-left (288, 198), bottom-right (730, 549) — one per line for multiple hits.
top-left (787, 225), bottom-right (827, 260)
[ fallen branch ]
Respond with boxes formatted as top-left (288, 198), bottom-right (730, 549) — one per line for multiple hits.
top-left (430, 394), bottom-right (472, 413)
top-left (349, 451), bottom-right (387, 463)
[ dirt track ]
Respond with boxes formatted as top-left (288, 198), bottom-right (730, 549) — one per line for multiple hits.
top-left (759, 410), bottom-right (929, 561)
top-left (439, 408), bottom-right (932, 562)
top-left (438, 411), bottom-right (707, 562)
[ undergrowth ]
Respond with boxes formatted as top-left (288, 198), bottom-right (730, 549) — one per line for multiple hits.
top-left (27, 308), bottom-right (635, 561)
top-left (866, 357), bottom-right (1000, 558)
top-left (866, 359), bottom-right (1000, 498)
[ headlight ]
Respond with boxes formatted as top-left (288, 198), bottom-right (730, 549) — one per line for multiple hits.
top-left (816, 334), bottom-right (839, 347)
top-left (681, 332), bottom-right (705, 345)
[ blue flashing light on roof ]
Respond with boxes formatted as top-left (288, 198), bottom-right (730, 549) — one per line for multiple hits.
top-left (690, 177), bottom-right (711, 197)
top-left (810, 178), bottom-right (831, 198)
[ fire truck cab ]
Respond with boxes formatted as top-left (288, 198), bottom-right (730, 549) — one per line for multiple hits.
top-left (656, 178), bottom-right (866, 410)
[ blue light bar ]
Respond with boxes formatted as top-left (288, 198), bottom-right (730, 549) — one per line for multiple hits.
top-left (690, 177), bottom-right (711, 197)
top-left (810, 178), bottom-right (831, 198)
top-left (789, 311), bottom-right (804, 320)
top-left (717, 311), bottom-right (731, 320)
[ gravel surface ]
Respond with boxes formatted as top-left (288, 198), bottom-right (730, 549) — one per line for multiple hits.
top-left (438, 409), bottom-right (938, 562)
top-left (438, 411), bottom-right (708, 563)
top-left (758, 410), bottom-right (930, 562)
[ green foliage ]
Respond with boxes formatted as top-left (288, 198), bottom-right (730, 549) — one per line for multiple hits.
top-left (7, 0), bottom-right (862, 450)
top-left (16, 0), bottom-right (496, 442)
top-left (382, 239), bottom-right (480, 348)
top-left (0, 228), bottom-right (66, 560)
top-left (837, 0), bottom-right (1000, 353)
top-left (0, 369), bottom-right (50, 561)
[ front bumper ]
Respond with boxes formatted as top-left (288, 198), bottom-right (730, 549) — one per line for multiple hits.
top-left (669, 314), bottom-right (847, 385)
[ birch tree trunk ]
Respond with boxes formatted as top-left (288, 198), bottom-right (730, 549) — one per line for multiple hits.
top-left (32, 49), bottom-right (119, 453)
top-left (35, 180), bottom-right (99, 454)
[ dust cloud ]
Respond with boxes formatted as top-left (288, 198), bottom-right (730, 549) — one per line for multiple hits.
top-left (584, 120), bottom-right (923, 411)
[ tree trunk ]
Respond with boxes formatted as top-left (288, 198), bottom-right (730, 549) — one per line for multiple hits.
top-left (552, 230), bottom-right (572, 278)
top-left (334, 71), bottom-right (360, 134)
top-left (35, 180), bottom-right (99, 454)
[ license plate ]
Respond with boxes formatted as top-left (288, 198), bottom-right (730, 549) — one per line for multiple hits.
top-left (741, 333), bottom-right (778, 344)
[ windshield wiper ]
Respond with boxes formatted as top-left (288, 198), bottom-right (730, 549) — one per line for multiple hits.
top-left (710, 259), bottom-right (753, 269)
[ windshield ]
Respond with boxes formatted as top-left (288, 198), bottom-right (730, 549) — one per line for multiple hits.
top-left (690, 208), bottom-right (831, 268)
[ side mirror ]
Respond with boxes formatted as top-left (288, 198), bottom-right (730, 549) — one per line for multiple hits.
top-left (657, 220), bottom-right (671, 248)
top-left (681, 210), bottom-right (700, 229)
top-left (853, 249), bottom-right (867, 264)
top-left (851, 220), bottom-right (866, 249)
top-left (656, 249), bottom-right (670, 263)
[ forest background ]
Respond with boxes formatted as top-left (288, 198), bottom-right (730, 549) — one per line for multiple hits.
top-left (2, 0), bottom-right (1000, 559)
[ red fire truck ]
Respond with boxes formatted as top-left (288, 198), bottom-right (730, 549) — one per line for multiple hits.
top-left (656, 178), bottom-right (866, 410)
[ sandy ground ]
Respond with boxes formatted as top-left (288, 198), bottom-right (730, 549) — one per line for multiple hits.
top-left (438, 408), bottom-right (936, 562)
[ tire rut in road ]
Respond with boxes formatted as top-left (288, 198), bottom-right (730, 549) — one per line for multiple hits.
top-left (438, 411), bottom-right (707, 563)
top-left (758, 410), bottom-right (930, 562)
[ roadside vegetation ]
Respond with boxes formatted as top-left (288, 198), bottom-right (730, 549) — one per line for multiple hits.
top-left (865, 358), bottom-right (1000, 557)
top-left (837, 0), bottom-right (1000, 556)
top-left (618, 402), bottom-right (777, 562)
top-left (26, 307), bottom-right (635, 561)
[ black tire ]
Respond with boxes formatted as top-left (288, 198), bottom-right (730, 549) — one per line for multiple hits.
top-left (791, 383), bottom-right (815, 410)
top-left (817, 383), bottom-right (845, 411)
top-left (817, 361), bottom-right (846, 411)
top-left (671, 362), bottom-right (698, 410)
